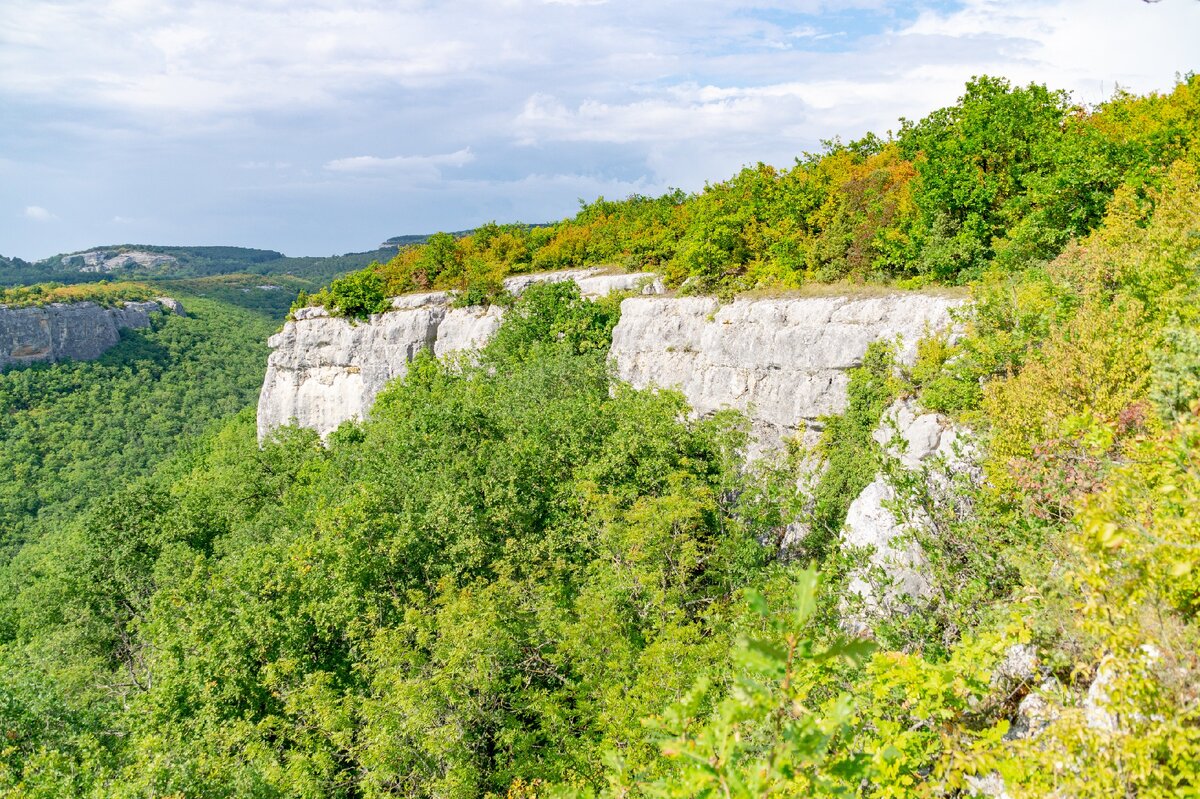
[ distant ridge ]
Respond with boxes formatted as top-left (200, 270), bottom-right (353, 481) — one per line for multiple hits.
top-left (381, 222), bottom-right (553, 249)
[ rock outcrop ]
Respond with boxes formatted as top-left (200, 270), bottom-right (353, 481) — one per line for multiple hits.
top-left (839, 398), bottom-right (975, 627)
top-left (609, 293), bottom-right (963, 454)
top-left (63, 249), bottom-right (179, 273)
top-left (257, 270), bottom-right (663, 440)
top-left (259, 283), bottom-right (959, 442)
top-left (0, 298), bottom-right (184, 371)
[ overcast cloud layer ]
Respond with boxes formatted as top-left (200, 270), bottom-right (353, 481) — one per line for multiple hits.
top-left (2, 0), bottom-right (1197, 259)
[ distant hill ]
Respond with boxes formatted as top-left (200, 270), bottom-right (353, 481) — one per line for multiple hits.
top-left (380, 223), bottom-right (553, 249)
top-left (0, 243), bottom-right (401, 288)
top-left (381, 230), bottom-right (474, 248)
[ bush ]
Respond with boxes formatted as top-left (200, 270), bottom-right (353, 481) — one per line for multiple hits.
top-left (327, 269), bottom-right (389, 319)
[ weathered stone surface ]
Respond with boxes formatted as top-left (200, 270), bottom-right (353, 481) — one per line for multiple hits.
top-left (1010, 681), bottom-right (1057, 740)
top-left (837, 396), bottom-right (975, 626)
top-left (64, 249), bottom-right (179, 273)
top-left (154, 296), bottom-right (187, 316)
top-left (434, 306), bottom-right (505, 358)
top-left (609, 293), bottom-right (963, 454)
top-left (873, 398), bottom-right (970, 470)
top-left (992, 643), bottom-right (1040, 694)
top-left (257, 269), bottom-right (663, 440)
top-left (842, 476), bottom-right (932, 618)
top-left (258, 304), bottom-right (446, 440)
top-left (0, 299), bottom-right (182, 371)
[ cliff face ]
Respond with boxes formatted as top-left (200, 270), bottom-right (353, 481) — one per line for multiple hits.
top-left (0, 298), bottom-right (185, 371)
top-left (259, 282), bottom-right (969, 628)
top-left (610, 293), bottom-right (963, 454)
top-left (257, 270), bottom-right (663, 440)
top-left (258, 275), bottom-right (962, 447)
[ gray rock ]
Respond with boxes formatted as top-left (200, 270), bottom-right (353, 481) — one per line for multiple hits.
top-left (257, 270), bottom-right (664, 440)
top-left (965, 772), bottom-right (1012, 799)
top-left (841, 476), bottom-right (932, 619)
top-left (0, 299), bottom-right (179, 371)
top-left (1010, 680), bottom-right (1058, 740)
top-left (992, 643), bottom-right (1039, 695)
top-left (836, 396), bottom-right (976, 627)
top-left (67, 249), bottom-right (179, 273)
top-left (154, 296), bottom-right (187, 316)
top-left (609, 293), bottom-right (963, 456)
top-left (257, 286), bottom-right (962, 449)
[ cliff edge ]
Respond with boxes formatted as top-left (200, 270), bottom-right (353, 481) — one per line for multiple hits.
top-left (258, 274), bottom-right (962, 447)
top-left (0, 298), bottom-right (185, 371)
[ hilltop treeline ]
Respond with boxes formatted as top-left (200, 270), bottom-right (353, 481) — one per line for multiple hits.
top-left (307, 75), bottom-right (1198, 312)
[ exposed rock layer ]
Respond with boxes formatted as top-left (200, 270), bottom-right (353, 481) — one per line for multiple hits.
top-left (610, 293), bottom-right (963, 453)
top-left (259, 277), bottom-right (962, 446)
top-left (258, 270), bottom-right (663, 440)
top-left (0, 298), bottom-right (184, 371)
top-left (838, 398), bottom-right (975, 630)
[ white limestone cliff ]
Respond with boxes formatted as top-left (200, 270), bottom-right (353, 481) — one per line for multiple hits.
top-left (258, 282), bottom-right (960, 442)
top-left (0, 298), bottom-right (184, 371)
top-left (257, 270), bottom-right (664, 440)
top-left (609, 293), bottom-right (963, 453)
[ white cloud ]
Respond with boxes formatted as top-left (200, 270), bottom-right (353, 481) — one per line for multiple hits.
top-left (324, 148), bottom-right (475, 178)
top-left (23, 205), bottom-right (56, 221)
top-left (2, 0), bottom-right (1197, 259)
top-left (515, 86), bottom-right (815, 145)
top-left (895, 0), bottom-right (1200, 103)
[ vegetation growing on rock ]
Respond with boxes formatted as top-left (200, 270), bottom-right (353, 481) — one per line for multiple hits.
top-left (300, 75), bottom-right (1199, 306)
top-left (0, 281), bottom-right (156, 309)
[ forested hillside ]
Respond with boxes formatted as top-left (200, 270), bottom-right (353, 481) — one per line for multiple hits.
top-left (1, 245), bottom-right (398, 288)
top-left (0, 294), bottom-right (278, 554)
top-left (0, 75), bottom-right (1198, 798)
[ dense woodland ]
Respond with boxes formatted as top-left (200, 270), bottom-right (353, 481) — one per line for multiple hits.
top-left (0, 296), bottom-right (278, 554)
top-left (0, 282), bottom-right (157, 309)
top-left (0, 76), bottom-right (1198, 797)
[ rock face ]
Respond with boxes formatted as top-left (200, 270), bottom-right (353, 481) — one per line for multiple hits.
top-left (63, 249), bottom-right (179, 273)
top-left (0, 298), bottom-right (184, 371)
top-left (259, 283), bottom-right (958, 442)
top-left (257, 270), bottom-right (663, 440)
top-left (609, 293), bottom-right (963, 453)
top-left (839, 398), bottom-right (974, 626)
top-left (842, 476), bottom-right (933, 619)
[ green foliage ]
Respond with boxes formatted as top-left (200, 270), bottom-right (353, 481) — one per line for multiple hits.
top-left (0, 296), bottom-right (794, 797)
top-left (1151, 322), bottom-right (1200, 421)
top-left (899, 77), bottom-right (1077, 277)
top-left (484, 281), bottom-right (622, 363)
top-left (2, 75), bottom-right (1200, 799)
top-left (592, 570), bottom-right (875, 798)
top-left (801, 341), bottom-right (901, 557)
top-left (325, 268), bottom-right (390, 319)
top-left (0, 280), bottom-right (156, 308)
top-left (0, 294), bottom-right (278, 553)
top-left (155, 273), bottom-right (317, 319)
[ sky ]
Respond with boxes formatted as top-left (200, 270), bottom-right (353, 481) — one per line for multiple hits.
top-left (2, 0), bottom-right (1198, 261)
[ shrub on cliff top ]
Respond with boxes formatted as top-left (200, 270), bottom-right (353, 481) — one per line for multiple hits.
top-left (327, 269), bottom-right (389, 320)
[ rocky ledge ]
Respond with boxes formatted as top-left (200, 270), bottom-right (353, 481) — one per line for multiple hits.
top-left (0, 298), bottom-right (185, 371)
top-left (258, 275), bottom-right (962, 447)
top-left (610, 293), bottom-right (964, 454)
top-left (257, 269), bottom-right (663, 439)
